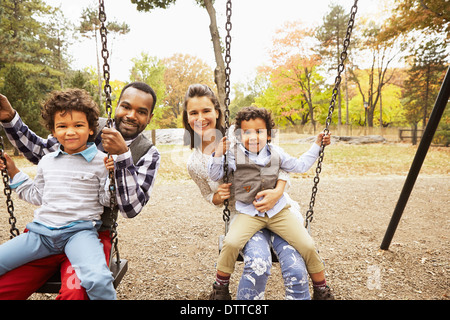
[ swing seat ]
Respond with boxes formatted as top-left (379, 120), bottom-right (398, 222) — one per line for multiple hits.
top-left (110, 258), bottom-right (128, 288)
top-left (36, 258), bottom-right (128, 294)
top-left (218, 235), bottom-right (278, 263)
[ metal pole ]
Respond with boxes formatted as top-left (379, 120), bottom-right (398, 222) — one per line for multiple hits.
top-left (380, 66), bottom-right (450, 250)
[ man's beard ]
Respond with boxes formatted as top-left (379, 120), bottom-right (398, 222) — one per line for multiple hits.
top-left (115, 117), bottom-right (142, 139)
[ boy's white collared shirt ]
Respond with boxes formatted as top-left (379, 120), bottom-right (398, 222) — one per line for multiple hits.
top-left (208, 141), bottom-right (321, 218)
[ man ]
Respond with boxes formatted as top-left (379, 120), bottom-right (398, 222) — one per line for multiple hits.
top-left (0, 82), bottom-right (160, 299)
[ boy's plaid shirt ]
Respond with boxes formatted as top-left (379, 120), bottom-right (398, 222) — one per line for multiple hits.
top-left (1, 113), bottom-right (160, 218)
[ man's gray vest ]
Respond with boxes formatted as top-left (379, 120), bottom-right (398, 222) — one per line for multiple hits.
top-left (233, 144), bottom-right (281, 204)
top-left (96, 118), bottom-right (153, 231)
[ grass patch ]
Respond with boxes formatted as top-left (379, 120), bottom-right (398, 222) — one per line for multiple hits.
top-left (155, 142), bottom-right (449, 182)
top-left (155, 145), bottom-right (192, 183)
top-left (4, 143), bottom-right (449, 183)
top-left (279, 143), bottom-right (450, 178)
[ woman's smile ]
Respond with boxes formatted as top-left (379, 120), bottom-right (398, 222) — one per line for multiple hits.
top-left (194, 120), bottom-right (212, 130)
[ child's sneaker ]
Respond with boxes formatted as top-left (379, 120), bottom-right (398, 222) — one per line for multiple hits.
top-left (209, 283), bottom-right (231, 300)
top-left (313, 285), bottom-right (335, 300)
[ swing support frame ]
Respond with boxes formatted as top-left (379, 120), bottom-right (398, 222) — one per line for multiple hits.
top-left (380, 66), bottom-right (450, 251)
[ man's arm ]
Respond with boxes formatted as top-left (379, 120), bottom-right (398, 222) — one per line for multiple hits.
top-left (0, 94), bottom-right (16, 122)
top-left (100, 127), bottom-right (160, 218)
top-left (114, 147), bottom-right (160, 218)
top-left (0, 111), bottom-right (59, 164)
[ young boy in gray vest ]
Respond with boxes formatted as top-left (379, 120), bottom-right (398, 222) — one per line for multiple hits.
top-left (208, 106), bottom-right (334, 300)
top-left (0, 89), bottom-right (116, 299)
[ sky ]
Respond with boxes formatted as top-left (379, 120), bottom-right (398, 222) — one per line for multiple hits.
top-left (44, 0), bottom-right (382, 84)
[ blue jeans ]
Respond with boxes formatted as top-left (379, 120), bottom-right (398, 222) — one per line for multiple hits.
top-left (0, 221), bottom-right (116, 300)
top-left (236, 229), bottom-right (310, 300)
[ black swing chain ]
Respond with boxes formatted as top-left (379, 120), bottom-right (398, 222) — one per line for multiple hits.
top-left (0, 0), bottom-right (119, 257)
top-left (0, 137), bottom-right (19, 239)
top-left (0, 2), bottom-right (115, 242)
top-left (222, 0), bottom-right (232, 234)
top-left (98, 0), bottom-right (119, 258)
top-left (305, 0), bottom-right (358, 232)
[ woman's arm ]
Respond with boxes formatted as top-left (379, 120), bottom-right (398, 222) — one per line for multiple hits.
top-left (187, 160), bottom-right (218, 205)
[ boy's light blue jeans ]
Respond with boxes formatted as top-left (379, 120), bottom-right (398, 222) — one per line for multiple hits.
top-left (237, 228), bottom-right (311, 300)
top-left (0, 220), bottom-right (116, 300)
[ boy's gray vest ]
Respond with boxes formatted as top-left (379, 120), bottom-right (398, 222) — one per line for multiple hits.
top-left (96, 118), bottom-right (153, 231)
top-left (233, 145), bottom-right (281, 204)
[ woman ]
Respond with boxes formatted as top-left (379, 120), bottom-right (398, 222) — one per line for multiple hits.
top-left (182, 84), bottom-right (310, 300)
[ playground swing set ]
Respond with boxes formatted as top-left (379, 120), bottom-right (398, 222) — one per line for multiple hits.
top-left (1, 0), bottom-right (448, 296)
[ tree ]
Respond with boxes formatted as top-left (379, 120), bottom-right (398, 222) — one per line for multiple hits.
top-left (346, 71), bottom-right (407, 127)
top-left (130, 53), bottom-right (166, 102)
top-left (1, 66), bottom-right (47, 141)
top-left (0, 0), bottom-right (67, 93)
top-left (316, 3), bottom-right (351, 125)
top-left (162, 53), bottom-right (214, 122)
top-left (78, 4), bottom-right (130, 107)
top-left (255, 84), bottom-right (309, 129)
top-left (380, 0), bottom-right (450, 41)
top-left (402, 38), bottom-right (448, 127)
top-left (130, 0), bottom-right (228, 110)
top-left (229, 75), bottom-right (269, 121)
top-left (0, 0), bottom-right (52, 66)
top-left (129, 53), bottom-right (167, 128)
top-left (347, 21), bottom-right (402, 127)
top-left (42, 6), bottom-right (75, 88)
top-left (67, 69), bottom-right (99, 108)
top-left (266, 22), bottom-right (325, 131)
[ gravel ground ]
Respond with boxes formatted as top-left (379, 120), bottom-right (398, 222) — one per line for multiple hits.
top-left (3, 174), bottom-right (447, 301)
top-left (112, 175), bottom-right (449, 300)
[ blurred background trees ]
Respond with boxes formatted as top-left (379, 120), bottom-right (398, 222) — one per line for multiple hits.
top-left (0, 0), bottom-right (448, 144)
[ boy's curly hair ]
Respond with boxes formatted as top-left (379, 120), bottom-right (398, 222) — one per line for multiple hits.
top-left (234, 106), bottom-right (275, 141)
top-left (41, 88), bottom-right (99, 138)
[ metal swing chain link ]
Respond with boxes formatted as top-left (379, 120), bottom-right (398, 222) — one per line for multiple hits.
top-left (0, 137), bottom-right (19, 238)
top-left (99, 0), bottom-right (119, 258)
top-left (305, 0), bottom-right (358, 231)
top-left (222, 0), bottom-right (232, 234)
top-left (99, 0), bottom-right (113, 129)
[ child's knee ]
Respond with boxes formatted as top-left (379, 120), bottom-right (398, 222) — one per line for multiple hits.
top-left (294, 238), bottom-right (317, 258)
top-left (77, 265), bottom-right (115, 299)
top-left (223, 237), bottom-right (243, 253)
top-left (304, 239), bottom-right (317, 254)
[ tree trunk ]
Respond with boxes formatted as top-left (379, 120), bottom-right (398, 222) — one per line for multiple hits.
top-left (368, 103), bottom-right (374, 127)
top-left (423, 64), bottom-right (431, 128)
top-left (336, 24), bottom-right (342, 126)
top-left (379, 87), bottom-right (383, 127)
top-left (307, 100), bottom-right (316, 131)
top-left (95, 27), bottom-right (102, 109)
top-left (345, 68), bottom-right (349, 124)
top-left (57, 35), bottom-right (64, 88)
top-left (203, 0), bottom-right (226, 110)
